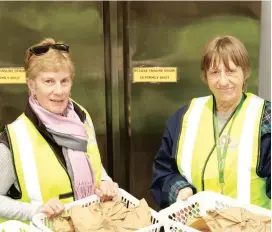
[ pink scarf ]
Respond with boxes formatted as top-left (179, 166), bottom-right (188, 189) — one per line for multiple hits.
top-left (29, 96), bottom-right (95, 200)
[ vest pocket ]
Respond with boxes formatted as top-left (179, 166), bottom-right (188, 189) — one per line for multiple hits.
top-left (59, 191), bottom-right (74, 199)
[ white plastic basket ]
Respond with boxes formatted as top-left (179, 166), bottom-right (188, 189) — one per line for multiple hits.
top-left (159, 191), bottom-right (272, 232)
top-left (0, 220), bottom-right (37, 232)
top-left (136, 221), bottom-right (199, 232)
top-left (32, 188), bottom-right (161, 232)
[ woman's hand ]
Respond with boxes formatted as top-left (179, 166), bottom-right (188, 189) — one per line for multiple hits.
top-left (37, 198), bottom-right (65, 219)
top-left (95, 180), bottom-right (119, 201)
top-left (177, 187), bottom-right (193, 201)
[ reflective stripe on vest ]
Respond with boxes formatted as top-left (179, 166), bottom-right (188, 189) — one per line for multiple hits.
top-left (10, 118), bottom-right (43, 206)
top-left (237, 95), bottom-right (263, 203)
top-left (177, 96), bottom-right (210, 184)
top-left (176, 93), bottom-right (270, 209)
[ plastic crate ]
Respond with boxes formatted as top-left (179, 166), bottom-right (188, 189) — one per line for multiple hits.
top-left (136, 221), bottom-right (198, 232)
top-left (32, 188), bottom-right (161, 232)
top-left (0, 220), bottom-right (37, 232)
top-left (159, 191), bottom-right (272, 232)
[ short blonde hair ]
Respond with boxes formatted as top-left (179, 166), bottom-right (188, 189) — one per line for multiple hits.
top-left (24, 38), bottom-right (75, 81)
top-left (200, 35), bottom-right (251, 90)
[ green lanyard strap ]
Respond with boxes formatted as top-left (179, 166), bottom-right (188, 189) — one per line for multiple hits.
top-left (213, 95), bottom-right (244, 193)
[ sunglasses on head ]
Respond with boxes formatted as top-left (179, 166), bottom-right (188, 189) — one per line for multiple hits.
top-left (29, 44), bottom-right (69, 56)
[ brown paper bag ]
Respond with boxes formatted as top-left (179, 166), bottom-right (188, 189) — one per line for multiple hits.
top-left (70, 204), bottom-right (105, 232)
top-left (186, 207), bottom-right (271, 232)
top-left (205, 207), bottom-right (271, 232)
top-left (113, 199), bottom-right (152, 232)
top-left (185, 217), bottom-right (214, 232)
top-left (53, 199), bottom-right (152, 232)
top-left (53, 216), bottom-right (75, 232)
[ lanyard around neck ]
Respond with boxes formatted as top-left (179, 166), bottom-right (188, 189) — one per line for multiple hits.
top-left (213, 95), bottom-right (244, 193)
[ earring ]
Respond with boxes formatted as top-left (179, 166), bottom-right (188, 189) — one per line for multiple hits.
top-left (69, 92), bottom-right (72, 97)
top-left (33, 94), bottom-right (37, 100)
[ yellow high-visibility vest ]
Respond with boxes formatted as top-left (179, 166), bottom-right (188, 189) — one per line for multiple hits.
top-left (0, 101), bottom-right (102, 223)
top-left (176, 93), bottom-right (270, 209)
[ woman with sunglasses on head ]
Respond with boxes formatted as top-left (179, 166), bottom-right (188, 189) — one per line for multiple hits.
top-left (0, 38), bottom-right (118, 223)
